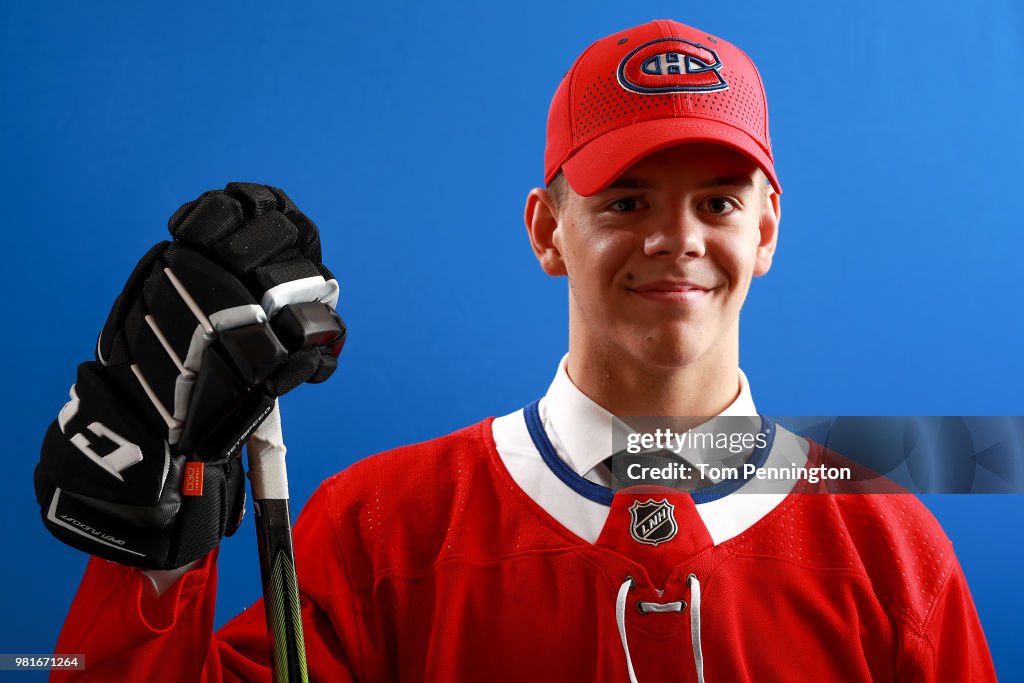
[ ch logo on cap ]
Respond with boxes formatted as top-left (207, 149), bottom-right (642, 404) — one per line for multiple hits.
top-left (617, 38), bottom-right (728, 95)
top-left (628, 498), bottom-right (679, 546)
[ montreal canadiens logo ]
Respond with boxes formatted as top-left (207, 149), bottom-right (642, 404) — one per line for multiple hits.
top-left (617, 37), bottom-right (728, 95)
top-left (628, 499), bottom-right (678, 546)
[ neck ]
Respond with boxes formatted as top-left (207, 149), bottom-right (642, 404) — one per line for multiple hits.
top-left (565, 339), bottom-right (740, 419)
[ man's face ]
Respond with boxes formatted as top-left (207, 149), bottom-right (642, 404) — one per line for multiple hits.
top-left (527, 143), bottom-right (780, 370)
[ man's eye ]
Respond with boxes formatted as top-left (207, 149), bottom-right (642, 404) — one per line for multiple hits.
top-left (702, 197), bottom-right (736, 214)
top-left (610, 198), bottom-right (639, 212)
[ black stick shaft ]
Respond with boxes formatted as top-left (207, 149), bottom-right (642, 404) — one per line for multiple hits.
top-left (248, 404), bottom-right (308, 683)
top-left (254, 498), bottom-right (308, 683)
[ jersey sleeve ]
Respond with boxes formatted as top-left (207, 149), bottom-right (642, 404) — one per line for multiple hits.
top-left (51, 478), bottom-right (361, 682)
top-left (895, 560), bottom-right (997, 682)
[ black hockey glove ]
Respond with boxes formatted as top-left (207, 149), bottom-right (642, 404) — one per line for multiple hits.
top-left (34, 183), bottom-right (346, 570)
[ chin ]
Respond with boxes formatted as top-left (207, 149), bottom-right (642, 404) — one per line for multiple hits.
top-left (627, 332), bottom-right (709, 368)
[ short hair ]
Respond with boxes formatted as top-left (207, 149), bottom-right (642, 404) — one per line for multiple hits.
top-left (546, 172), bottom-right (568, 212)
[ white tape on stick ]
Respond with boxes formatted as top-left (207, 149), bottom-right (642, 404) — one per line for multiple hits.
top-left (247, 400), bottom-right (289, 500)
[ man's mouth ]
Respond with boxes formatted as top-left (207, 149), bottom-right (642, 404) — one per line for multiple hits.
top-left (629, 280), bottom-right (714, 303)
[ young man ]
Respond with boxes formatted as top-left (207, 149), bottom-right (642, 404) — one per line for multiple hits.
top-left (43, 19), bottom-right (995, 681)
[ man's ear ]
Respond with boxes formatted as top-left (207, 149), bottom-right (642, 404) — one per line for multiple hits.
top-left (524, 188), bottom-right (567, 277)
top-left (753, 188), bottom-right (781, 277)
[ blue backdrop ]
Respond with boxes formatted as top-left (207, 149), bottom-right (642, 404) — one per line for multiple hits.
top-left (2, 0), bottom-right (1021, 678)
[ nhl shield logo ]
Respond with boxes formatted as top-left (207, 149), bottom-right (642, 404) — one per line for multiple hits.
top-left (628, 499), bottom-right (678, 546)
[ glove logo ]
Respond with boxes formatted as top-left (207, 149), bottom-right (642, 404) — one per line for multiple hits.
top-left (70, 422), bottom-right (144, 482)
top-left (617, 38), bottom-right (728, 94)
top-left (628, 498), bottom-right (678, 546)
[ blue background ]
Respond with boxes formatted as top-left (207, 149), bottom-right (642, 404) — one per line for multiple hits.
top-left (2, 0), bottom-right (1022, 678)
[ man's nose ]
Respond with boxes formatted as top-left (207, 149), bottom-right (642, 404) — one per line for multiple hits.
top-left (643, 207), bottom-right (705, 259)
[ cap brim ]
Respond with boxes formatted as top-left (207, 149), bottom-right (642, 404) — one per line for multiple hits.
top-left (561, 118), bottom-right (782, 197)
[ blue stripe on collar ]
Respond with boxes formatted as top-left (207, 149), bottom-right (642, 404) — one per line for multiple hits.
top-left (522, 399), bottom-right (777, 507)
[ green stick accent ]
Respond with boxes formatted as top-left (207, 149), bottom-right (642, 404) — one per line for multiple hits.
top-left (269, 548), bottom-right (309, 682)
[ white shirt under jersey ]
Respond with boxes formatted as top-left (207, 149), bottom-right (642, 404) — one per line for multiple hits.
top-left (491, 354), bottom-right (811, 545)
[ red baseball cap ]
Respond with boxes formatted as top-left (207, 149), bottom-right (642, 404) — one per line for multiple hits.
top-left (545, 19), bottom-right (781, 196)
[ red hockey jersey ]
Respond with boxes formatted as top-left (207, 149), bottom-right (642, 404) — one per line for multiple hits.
top-left (54, 415), bottom-right (996, 681)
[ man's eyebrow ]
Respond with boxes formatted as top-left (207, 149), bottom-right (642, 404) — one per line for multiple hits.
top-left (697, 175), bottom-right (756, 190)
top-left (604, 177), bottom-right (654, 190)
top-left (602, 174), bottom-right (757, 192)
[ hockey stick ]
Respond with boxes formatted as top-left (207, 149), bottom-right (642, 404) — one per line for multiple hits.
top-left (247, 404), bottom-right (308, 683)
